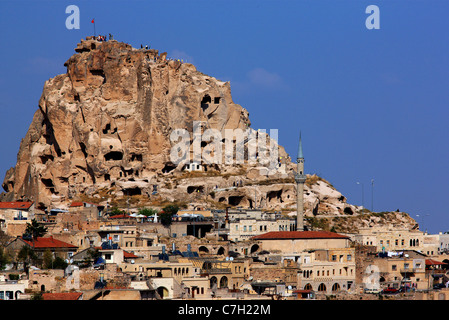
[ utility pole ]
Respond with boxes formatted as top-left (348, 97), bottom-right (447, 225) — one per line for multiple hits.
top-left (357, 181), bottom-right (365, 209)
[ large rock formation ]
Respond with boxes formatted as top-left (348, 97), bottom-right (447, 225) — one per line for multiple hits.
top-left (0, 38), bottom-right (371, 224)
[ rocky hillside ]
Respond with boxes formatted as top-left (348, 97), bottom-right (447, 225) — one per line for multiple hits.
top-left (0, 37), bottom-right (417, 231)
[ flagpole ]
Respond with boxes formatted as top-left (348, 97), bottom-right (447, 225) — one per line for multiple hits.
top-left (92, 19), bottom-right (96, 37)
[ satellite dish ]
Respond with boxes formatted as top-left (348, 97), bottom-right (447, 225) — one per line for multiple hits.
top-left (225, 257), bottom-right (229, 261)
top-left (230, 257), bottom-right (234, 261)
top-left (288, 285), bottom-right (292, 290)
top-left (405, 254), bottom-right (409, 258)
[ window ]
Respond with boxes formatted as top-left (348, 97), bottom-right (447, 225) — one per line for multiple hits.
top-left (249, 226), bottom-right (252, 232)
top-left (395, 239), bottom-right (398, 246)
top-left (332, 255), bottom-right (337, 261)
top-left (347, 255), bottom-right (352, 261)
top-left (113, 235), bottom-right (119, 242)
top-left (392, 265), bottom-right (397, 271)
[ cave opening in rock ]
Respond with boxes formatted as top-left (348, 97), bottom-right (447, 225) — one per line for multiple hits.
top-left (162, 162), bottom-right (176, 174)
top-left (214, 97), bottom-right (221, 104)
top-left (39, 154), bottom-right (54, 165)
top-left (267, 190), bottom-right (283, 203)
top-left (130, 154), bottom-right (143, 162)
top-left (201, 94), bottom-right (211, 111)
top-left (104, 151), bottom-right (123, 161)
top-left (89, 69), bottom-right (106, 83)
top-left (41, 178), bottom-right (54, 188)
top-left (103, 123), bottom-right (111, 134)
top-left (41, 178), bottom-right (56, 194)
top-left (228, 195), bottom-right (244, 206)
top-left (123, 187), bottom-right (142, 196)
top-left (79, 142), bottom-right (88, 158)
top-left (187, 186), bottom-right (204, 194)
top-left (344, 207), bottom-right (354, 215)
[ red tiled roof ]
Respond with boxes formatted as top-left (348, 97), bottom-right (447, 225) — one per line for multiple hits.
top-left (251, 231), bottom-right (350, 240)
top-left (426, 259), bottom-right (445, 266)
top-left (124, 251), bottom-right (138, 259)
top-left (70, 201), bottom-right (99, 207)
top-left (21, 236), bottom-right (78, 249)
top-left (0, 201), bottom-right (34, 210)
top-left (109, 214), bottom-right (131, 219)
top-left (69, 201), bottom-right (84, 207)
top-left (293, 290), bottom-right (313, 294)
top-left (42, 292), bottom-right (83, 300)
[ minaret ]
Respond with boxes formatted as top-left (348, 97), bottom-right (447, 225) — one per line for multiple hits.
top-left (294, 132), bottom-right (306, 231)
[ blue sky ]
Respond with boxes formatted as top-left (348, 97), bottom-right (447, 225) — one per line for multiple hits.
top-left (0, 0), bottom-right (448, 233)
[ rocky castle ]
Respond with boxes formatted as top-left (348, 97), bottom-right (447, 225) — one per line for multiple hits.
top-left (0, 37), bottom-right (415, 231)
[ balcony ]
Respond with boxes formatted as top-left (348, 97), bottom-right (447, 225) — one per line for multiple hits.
top-left (201, 268), bottom-right (232, 275)
top-left (400, 268), bottom-right (417, 274)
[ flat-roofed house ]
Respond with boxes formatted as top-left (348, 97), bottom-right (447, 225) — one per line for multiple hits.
top-left (252, 231), bottom-right (352, 254)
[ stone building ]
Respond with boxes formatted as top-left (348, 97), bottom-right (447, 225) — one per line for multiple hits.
top-left (351, 227), bottom-right (425, 252)
top-left (297, 248), bottom-right (356, 294)
top-left (0, 201), bottom-right (35, 237)
top-left (228, 217), bottom-right (295, 242)
top-left (252, 230), bottom-right (351, 254)
top-left (5, 236), bottom-right (79, 264)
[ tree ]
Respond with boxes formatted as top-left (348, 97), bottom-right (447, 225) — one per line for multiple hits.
top-left (31, 292), bottom-right (43, 300)
top-left (17, 245), bottom-right (37, 271)
top-left (0, 247), bottom-right (10, 270)
top-left (110, 207), bottom-right (125, 215)
top-left (138, 207), bottom-right (159, 217)
top-left (43, 250), bottom-right (53, 269)
top-left (160, 204), bottom-right (179, 227)
top-left (24, 219), bottom-right (48, 239)
top-left (85, 248), bottom-right (101, 267)
top-left (163, 204), bottom-right (179, 216)
top-left (52, 257), bottom-right (68, 269)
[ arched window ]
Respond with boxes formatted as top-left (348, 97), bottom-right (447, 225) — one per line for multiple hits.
top-left (318, 283), bottom-right (326, 292)
top-left (210, 276), bottom-right (218, 289)
top-left (331, 283), bottom-right (340, 292)
top-left (304, 283), bottom-right (312, 291)
top-left (219, 276), bottom-right (228, 289)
